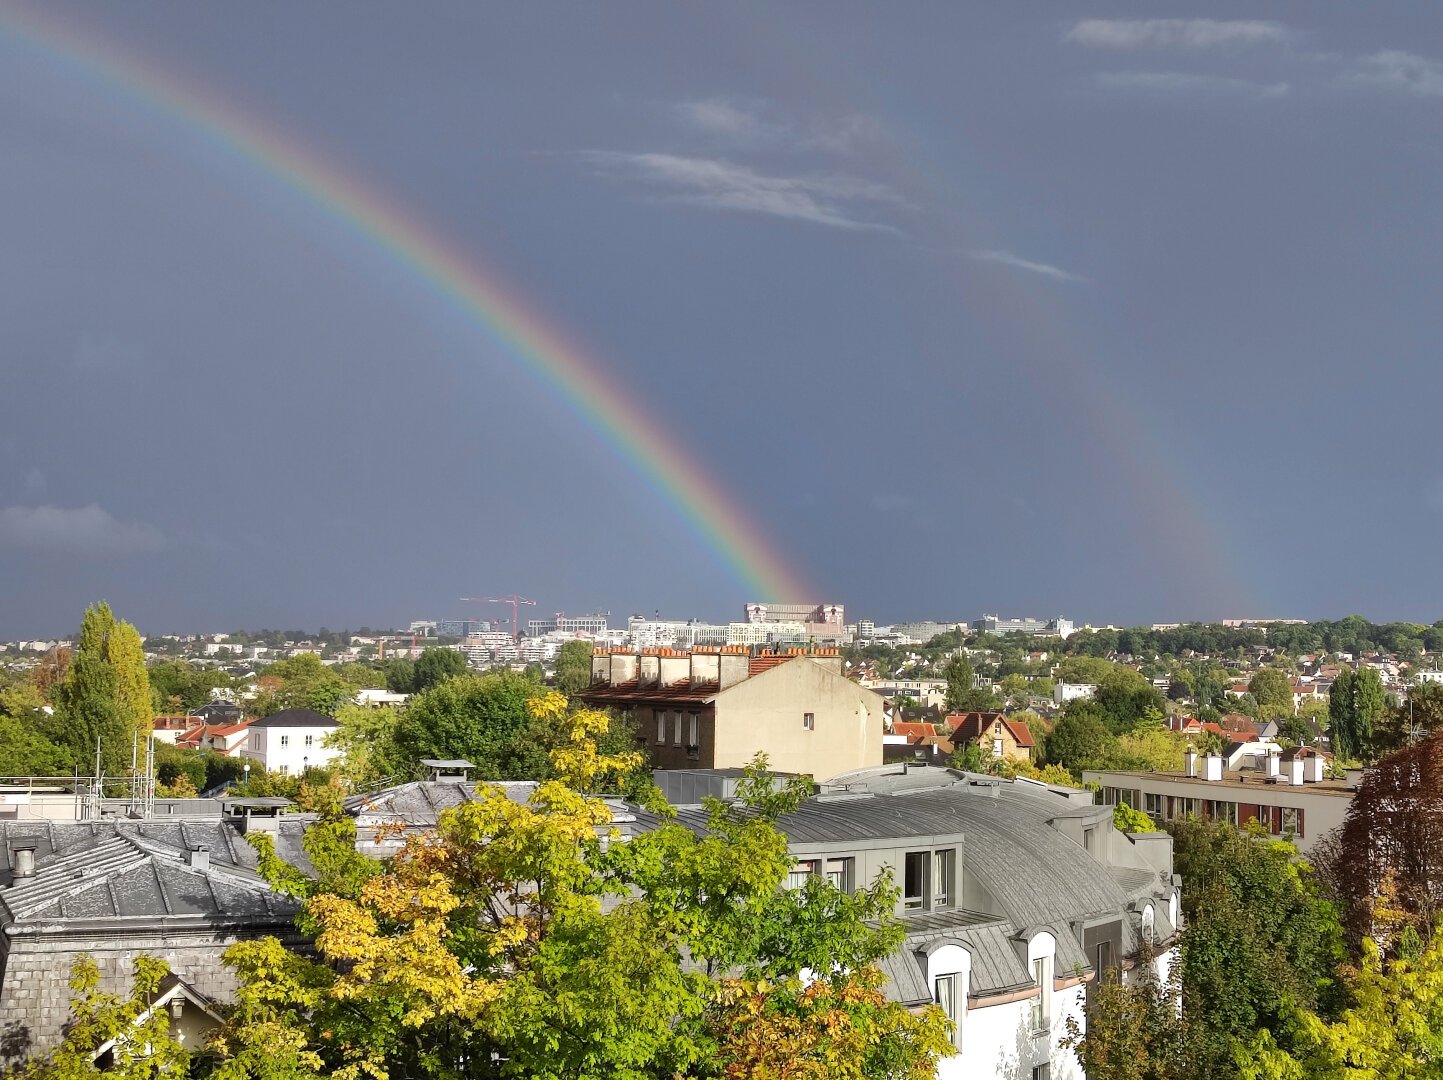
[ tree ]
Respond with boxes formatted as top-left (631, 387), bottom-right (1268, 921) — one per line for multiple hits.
top-left (1093, 667), bottom-right (1167, 735)
top-left (394, 670), bottom-right (541, 778)
top-left (1113, 801), bottom-right (1156, 834)
top-left (327, 704), bottom-right (410, 788)
top-left (942, 654), bottom-right (976, 712)
top-left (383, 657), bottom-right (416, 694)
top-left (1062, 948), bottom-right (1185, 1080)
top-left (411, 647), bottom-right (468, 693)
top-left (251, 654), bottom-right (350, 716)
top-left (105, 620), bottom-right (152, 737)
top-left (52, 604), bottom-right (142, 777)
top-left (1238, 934), bottom-right (1443, 1080)
top-left (1316, 729), bottom-right (1443, 952)
top-left (1045, 704), bottom-right (1118, 772)
top-left (553, 640), bottom-right (594, 695)
top-left (13, 955), bottom-right (191, 1079)
top-left (0, 713), bottom-right (73, 775)
top-left (212, 696), bottom-right (950, 1079)
top-left (1249, 668), bottom-right (1294, 713)
top-left (1168, 818), bottom-right (1343, 1078)
top-left (1328, 667), bottom-right (1387, 762)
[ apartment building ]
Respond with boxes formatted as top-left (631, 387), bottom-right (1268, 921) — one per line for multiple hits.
top-left (578, 647), bottom-right (884, 781)
top-left (1084, 744), bottom-right (1355, 853)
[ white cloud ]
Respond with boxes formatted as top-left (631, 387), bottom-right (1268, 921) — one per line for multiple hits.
top-left (581, 151), bottom-right (902, 231)
top-left (1093, 71), bottom-right (1291, 98)
top-left (1350, 50), bottom-right (1443, 96)
top-left (0, 504), bottom-right (167, 556)
top-left (673, 98), bottom-right (881, 153)
top-left (969, 250), bottom-right (1087, 283)
top-left (1066, 19), bottom-right (1295, 50)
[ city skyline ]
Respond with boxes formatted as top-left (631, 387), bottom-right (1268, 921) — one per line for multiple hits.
top-left (5, 5), bottom-right (1443, 635)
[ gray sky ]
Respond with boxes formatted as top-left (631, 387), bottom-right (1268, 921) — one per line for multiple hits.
top-left (3, 3), bottom-right (1443, 637)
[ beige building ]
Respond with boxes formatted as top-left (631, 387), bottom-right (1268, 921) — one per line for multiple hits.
top-left (579, 647), bottom-right (883, 781)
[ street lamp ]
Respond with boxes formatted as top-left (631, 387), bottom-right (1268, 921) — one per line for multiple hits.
top-left (242, 761), bottom-right (250, 791)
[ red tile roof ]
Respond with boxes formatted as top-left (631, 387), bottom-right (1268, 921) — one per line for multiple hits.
top-left (891, 721), bottom-right (941, 738)
top-left (947, 711), bottom-right (1035, 749)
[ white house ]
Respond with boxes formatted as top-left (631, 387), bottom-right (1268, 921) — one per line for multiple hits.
top-left (242, 708), bottom-right (341, 775)
top-left (1053, 681), bottom-right (1097, 705)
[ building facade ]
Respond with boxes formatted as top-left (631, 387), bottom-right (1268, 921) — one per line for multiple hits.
top-left (579, 647), bottom-right (884, 781)
top-left (242, 708), bottom-right (341, 775)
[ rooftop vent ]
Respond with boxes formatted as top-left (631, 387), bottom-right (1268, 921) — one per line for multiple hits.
top-left (187, 846), bottom-right (209, 871)
top-left (12, 846), bottom-right (36, 880)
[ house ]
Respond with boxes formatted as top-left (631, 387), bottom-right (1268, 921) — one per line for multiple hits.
top-left (175, 719), bottom-right (254, 757)
top-left (1053, 682), bottom-right (1096, 705)
top-left (0, 807), bottom-right (307, 1064)
top-left (578, 647), bottom-right (884, 782)
top-left (241, 708), bottom-right (341, 775)
top-left (355, 688), bottom-right (409, 708)
top-left (640, 764), bottom-right (1180, 1080)
top-left (150, 715), bottom-right (201, 745)
top-left (946, 711), bottom-right (1036, 762)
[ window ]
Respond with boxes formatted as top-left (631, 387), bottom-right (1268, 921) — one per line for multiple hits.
top-left (992, 738), bottom-right (1003, 758)
top-left (934, 849), bottom-right (955, 909)
top-left (688, 713), bottom-right (699, 747)
top-left (825, 857), bottom-right (854, 892)
top-left (1030, 955), bottom-right (1053, 1031)
top-left (1095, 940), bottom-right (1114, 975)
top-left (1145, 792), bottom-right (1161, 816)
top-left (1033, 1066), bottom-right (1051, 1080)
top-left (304, 734), bottom-right (314, 748)
top-left (1282, 807), bottom-right (1302, 837)
top-left (903, 851), bottom-right (929, 910)
top-left (277, 764), bottom-right (289, 776)
top-left (787, 859), bottom-right (818, 889)
top-left (803, 712), bottom-right (815, 731)
top-left (1083, 828), bottom-right (1095, 853)
top-left (657, 711), bottom-right (666, 742)
top-left (934, 974), bottom-right (962, 1049)
top-left (1142, 906), bottom-right (1156, 944)
top-left (280, 735), bottom-right (289, 748)
top-left (673, 713), bottom-right (683, 747)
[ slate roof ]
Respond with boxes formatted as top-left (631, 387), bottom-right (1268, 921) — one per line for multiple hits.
top-left (343, 779), bottom-right (536, 827)
top-left (0, 822), bottom-right (302, 924)
top-left (251, 708), bottom-right (338, 728)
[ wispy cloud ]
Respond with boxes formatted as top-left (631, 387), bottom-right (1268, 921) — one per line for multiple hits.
top-left (581, 151), bottom-right (902, 232)
top-left (1093, 71), bottom-right (1291, 98)
top-left (673, 97), bottom-right (881, 153)
top-left (1066, 18), bottom-right (1295, 50)
top-left (969, 250), bottom-right (1087, 283)
top-left (1349, 50), bottom-right (1443, 96)
top-left (0, 504), bottom-right (167, 556)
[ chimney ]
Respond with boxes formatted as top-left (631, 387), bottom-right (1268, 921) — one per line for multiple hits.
top-left (1307, 754), bottom-right (1325, 783)
top-left (1286, 757), bottom-right (1304, 786)
top-left (1265, 750), bottom-right (1280, 779)
top-left (187, 846), bottom-right (210, 871)
top-left (1184, 746), bottom-right (1198, 778)
top-left (12, 846), bottom-right (36, 880)
top-left (1202, 753), bottom-right (1223, 782)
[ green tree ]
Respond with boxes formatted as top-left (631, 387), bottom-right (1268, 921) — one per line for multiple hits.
top-left (1113, 801), bottom-right (1157, 833)
top-left (383, 657), bottom-right (416, 694)
top-left (1168, 818), bottom-right (1344, 1078)
top-left (327, 704), bottom-right (410, 788)
top-left (53, 603), bottom-right (140, 777)
top-left (1238, 934), bottom-right (1443, 1080)
top-left (1328, 667), bottom-right (1387, 762)
top-left (942, 654), bottom-right (975, 712)
top-left (1093, 666), bottom-right (1167, 734)
top-left (554, 639), bottom-right (595, 695)
top-left (1062, 948), bottom-right (1184, 1080)
top-left (411, 646), bottom-right (468, 693)
top-left (1249, 668), bottom-right (1294, 713)
top-left (252, 654), bottom-right (350, 716)
top-left (395, 670), bottom-right (540, 777)
top-left (105, 620), bottom-right (152, 736)
top-left (0, 712), bottom-right (72, 775)
top-left (1045, 703), bottom-right (1118, 772)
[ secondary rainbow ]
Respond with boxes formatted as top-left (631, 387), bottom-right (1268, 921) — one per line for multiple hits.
top-left (0, 3), bottom-right (811, 603)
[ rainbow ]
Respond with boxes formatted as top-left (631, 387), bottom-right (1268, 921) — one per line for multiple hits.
top-left (0, 4), bottom-right (812, 603)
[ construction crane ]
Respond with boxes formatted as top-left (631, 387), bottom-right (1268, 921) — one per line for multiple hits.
top-left (461, 595), bottom-right (537, 646)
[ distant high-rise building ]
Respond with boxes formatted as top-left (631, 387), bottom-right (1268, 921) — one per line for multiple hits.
top-left (743, 603), bottom-right (846, 642)
top-left (525, 612), bottom-right (611, 638)
top-left (972, 615), bottom-right (1075, 640)
top-left (436, 618), bottom-right (490, 638)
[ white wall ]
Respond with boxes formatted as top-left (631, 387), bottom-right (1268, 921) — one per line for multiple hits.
top-left (244, 725), bottom-right (340, 775)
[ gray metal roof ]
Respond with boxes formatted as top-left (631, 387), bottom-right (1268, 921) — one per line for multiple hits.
top-left (0, 823), bottom-right (301, 924)
top-left (343, 780), bottom-right (537, 826)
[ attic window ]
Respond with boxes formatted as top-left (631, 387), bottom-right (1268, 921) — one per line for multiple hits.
top-left (803, 712), bottom-right (815, 731)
